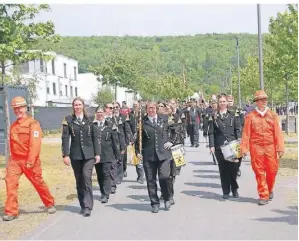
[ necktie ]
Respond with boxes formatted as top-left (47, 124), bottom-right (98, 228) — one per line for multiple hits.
top-left (99, 122), bottom-right (103, 130)
top-left (77, 117), bottom-right (82, 125)
top-left (153, 118), bottom-right (156, 124)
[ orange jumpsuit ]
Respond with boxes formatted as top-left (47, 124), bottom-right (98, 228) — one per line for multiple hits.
top-left (241, 109), bottom-right (284, 200)
top-left (5, 116), bottom-right (55, 216)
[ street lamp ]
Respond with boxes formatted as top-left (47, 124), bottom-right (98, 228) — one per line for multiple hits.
top-left (235, 36), bottom-right (242, 108)
top-left (257, 4), bottom-right (264, 90)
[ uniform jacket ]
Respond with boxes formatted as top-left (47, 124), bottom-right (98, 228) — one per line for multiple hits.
top-left (62, 114), bottom-right (100, 161)
top-left (203, 106), bottom-right (214, 136)
top-left (93, 119), bottom-right (121, 162)
top-left (10, 116), bottom-right (42, 164)
top-left (135, 114), bottom-right (172, 162)
top-left (186, 106), bottom-right (203, 125)
top-left (168, 113), bottom-right (184, 145)
top-left (208, 110), bottom-right (242, 149)
top-left (240, 109), bottom-right (284, 154)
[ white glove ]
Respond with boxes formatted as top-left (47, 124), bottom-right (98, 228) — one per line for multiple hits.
top-left (164, 142), bottom-right (173, 149)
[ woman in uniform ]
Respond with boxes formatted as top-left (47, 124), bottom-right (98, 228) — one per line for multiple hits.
top-left (93, 106), bottom-right (121, 203)
top-left (61, 97), bottom-right (100, 217)
top-left (208, 94), bottom-right (242, 199)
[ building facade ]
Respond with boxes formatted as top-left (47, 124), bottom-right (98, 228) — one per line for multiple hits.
top-left (18, 52), bottom-right (79, 107)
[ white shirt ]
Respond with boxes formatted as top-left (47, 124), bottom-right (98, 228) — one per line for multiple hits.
top-left (148, 115), bottom-right (158, 124)
top-left (75, 114), bottom-right (84, 120)
top-left (256, 107), bottom-right (269, 117)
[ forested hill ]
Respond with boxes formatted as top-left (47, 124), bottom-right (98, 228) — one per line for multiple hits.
top-left (37, 33), bottom-right (260, 77)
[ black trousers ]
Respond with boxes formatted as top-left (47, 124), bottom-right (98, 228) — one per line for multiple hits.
top-left (110, 159), bottom-right (117, 190)
top-left (215, 150), bottom-right (239, 195)
top-left (143, 159), bottom-right (173, 206)
top-left (188, 123), bottom-right (199, 145)
top-left (116, 155), bottom-right (124, 183)
top-left (70, 158), bottom-right (94, 210)
top-left (123, 151), bottom-right (127, 172)
top-left (95, 162), bottom-right (112, 198)
top-left (136, 165), bottom-right (145, 179)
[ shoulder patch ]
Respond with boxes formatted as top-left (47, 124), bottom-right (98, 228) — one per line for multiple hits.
top-left (33, 130), bottom-right (39, 138)
top-left (177, 118), bottom-right (182, 124)
top-left (235, 112), bottom-right (239, 117)
top-left (181, 113), bottom-right (185, 118)
top-left (118, 119), bottom-right (123, 125)
top-left (62, 117), bottom-right (68, 125)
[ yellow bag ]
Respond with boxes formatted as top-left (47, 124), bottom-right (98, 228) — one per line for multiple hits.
top-left (127, 144), bottom-right (140, 166)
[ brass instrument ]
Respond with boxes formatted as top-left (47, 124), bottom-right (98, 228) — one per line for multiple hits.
top-left (137, 106), bottom-right (143, 165)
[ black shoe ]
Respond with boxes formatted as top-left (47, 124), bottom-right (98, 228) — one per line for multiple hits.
top-left (83, 208), bottom-right (91, 217)
top-left (80, 208), bottom-right (84, 214)
top-left (164, 201), bottom-right (171, 210)
top-left (124, 171), bottom-right (127, 177)
top-left (195, 144), bottom-right (199, 147)
top-left (101, 196), bottom-right (108, 203)
top-left (190, 144), bottom-right (194, 147)
top-left (110, 188), bottom-right (116, 194)
top-left (269, 192), bottom-right (274, 200)
top-left (137, 177), bottom-right (144, 184)
top-left (152, 205), bottom-right (159, 213)
top-left (170, 198), bottom-right (175, 205)
top-left (232, 191), bottom-right (239, 198)
top-left (223, 194), bottom-right (229, 199)
top-left (2, 215), bottom-right (18, 221)
top-left (237, 170), bottom-right (241, 177)
top-left (258, 199), bottom-right (269, 206)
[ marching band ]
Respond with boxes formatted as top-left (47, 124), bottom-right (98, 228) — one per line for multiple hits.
top-left (1, 90), bottom-right (285, 220)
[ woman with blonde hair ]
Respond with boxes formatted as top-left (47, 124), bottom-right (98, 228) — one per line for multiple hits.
top-left (61, 97), bottom-right (100, 217)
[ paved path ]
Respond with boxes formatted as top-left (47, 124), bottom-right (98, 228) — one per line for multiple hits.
top-left (23, 138), bottom-right (298, 240)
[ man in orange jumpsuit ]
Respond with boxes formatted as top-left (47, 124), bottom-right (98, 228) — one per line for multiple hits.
top-left (241, 90), bottom-right (284, 205)
top-left (3, 96), bottom-right (56, 221)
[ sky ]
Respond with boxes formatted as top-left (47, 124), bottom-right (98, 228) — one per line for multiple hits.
top-left (34, 4), bottom-right (288, 36)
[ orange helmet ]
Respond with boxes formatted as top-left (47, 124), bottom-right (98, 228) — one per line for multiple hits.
top-left (11, 96), bottom-right (27, 108)
top-left (253, 90), bottom-right (268, 102)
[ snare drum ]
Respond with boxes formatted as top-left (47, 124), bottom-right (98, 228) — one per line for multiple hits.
top-left (220, 140), bottom-right (242, 161)
top-left (171, 144), bottom-right (186, 167)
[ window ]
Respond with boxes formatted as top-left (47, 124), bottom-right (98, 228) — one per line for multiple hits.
top-left (53, 83), bottom-right (56, 95)
top-left (52, 60), bottom-right (55, 75)
top-left (74, 67), bottom-right (77, 80)
top-left (47, 87), bottom-right (50, 94)
top-left (65, 85), bottom-right (68, 96)
top-left (64, 63), bottom-right (67, 78)
top-left (40, 59), bottom-right (44, 72)
top-left (59, 82), bottom-right (62, 96)
top-left (70, 86), bottom-right (73, 97)
top-left (75, 87), bottom-right (78, 97)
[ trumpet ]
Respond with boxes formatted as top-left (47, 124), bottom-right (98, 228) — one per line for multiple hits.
top-left (137, 106), bottom-right (143, 165)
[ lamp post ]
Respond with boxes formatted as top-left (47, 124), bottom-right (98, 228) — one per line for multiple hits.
top-left (257, 4), bottom-right (264, 90)
top-left (235, 37), bottom-right (242, 108)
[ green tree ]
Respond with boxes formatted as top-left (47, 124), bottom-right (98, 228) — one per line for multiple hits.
top-left (265, 4), bottom-right (298, 101)
top-left (0, 4), bottom-right (60, 83)
top-left (92, 86), bottom-right (114, 106)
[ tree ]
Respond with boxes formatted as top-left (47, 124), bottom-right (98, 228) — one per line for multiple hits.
top-left (0, 4), bottom-right (60, 83)
top-left (265, 4), bottom-right (298, 101)
top-left (92, 86), bottom-right (114, 106)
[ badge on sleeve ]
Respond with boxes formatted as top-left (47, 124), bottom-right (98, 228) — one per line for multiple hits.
top-left (33, 131), bottom-right (39, 138)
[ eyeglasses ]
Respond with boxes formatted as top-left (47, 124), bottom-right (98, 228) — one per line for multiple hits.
top-left (106, 106), bottom-right (113, 109)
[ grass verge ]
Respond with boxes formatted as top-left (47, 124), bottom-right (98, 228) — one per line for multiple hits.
top-left (0, 144), bottom-right (76, 240)
top-left (278, 147), bottom-right (298, 207)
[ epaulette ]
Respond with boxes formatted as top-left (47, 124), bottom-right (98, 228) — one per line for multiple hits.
top-left (62, 115), bottom-right (72, 125)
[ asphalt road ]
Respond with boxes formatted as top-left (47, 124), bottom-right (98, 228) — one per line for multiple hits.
top-left (22, 137), bottom-right (298, 240)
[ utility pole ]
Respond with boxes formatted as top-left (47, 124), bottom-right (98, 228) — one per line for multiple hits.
top-left (229, 65), bottom-right (232, 95)
top-left (235, 37), bottom-right (242, 108)
top-left (257, 4), bottom-right (264, 90)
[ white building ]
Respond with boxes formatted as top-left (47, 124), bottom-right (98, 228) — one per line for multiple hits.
top-left (77, 72), bottom-right (139, 107)
top-left (17, 51), bottom-right (79, 107)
